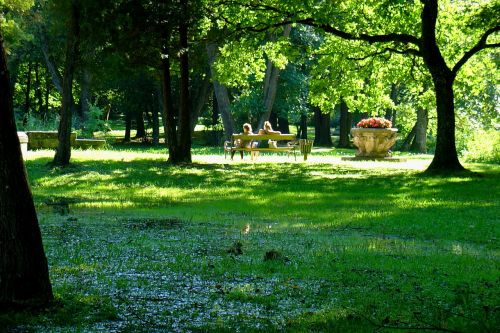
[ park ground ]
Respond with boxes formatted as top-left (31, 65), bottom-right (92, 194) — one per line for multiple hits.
top-left (2, 146), bottom-right (499, 332)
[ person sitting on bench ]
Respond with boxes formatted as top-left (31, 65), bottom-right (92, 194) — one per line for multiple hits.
top-left (258, 121), bottom-right (280, 148)
top-left (231, 123), bottom-right (255, 159)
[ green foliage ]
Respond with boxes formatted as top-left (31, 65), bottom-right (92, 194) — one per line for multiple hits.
top-left (79, 103), bottom-right (111, 138)
top-left (16, 112), bottom-right (60, 131)
top-left (462, 129), bottom-right (500, 164)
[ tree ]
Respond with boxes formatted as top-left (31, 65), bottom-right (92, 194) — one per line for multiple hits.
top-left (215, 0), bottom-right (500, 172)
top-left (52, 0), bottom-right (80, 166)
top-left (0, 4), bottom-right (53, 309)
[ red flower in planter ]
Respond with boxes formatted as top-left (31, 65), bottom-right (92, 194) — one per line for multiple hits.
top-left (356, 117), bottom-right (392, 129)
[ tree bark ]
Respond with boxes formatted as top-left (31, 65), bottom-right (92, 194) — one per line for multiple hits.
top-left (400, 123), bottom-right (417, 152)
top-left (258, 24), bottom-right (292, 129)
top-left (170, 0), bottom-right (192, 163)
top-left (277, 114), bottom-right (290, 134)
top-left (190, 70), bottom-right (211, 133)
top-left (53, 1), bottom-right (80, 167)
top-left (124, 110), bottom-right (132, 142)
top-left (411, 108), bottom-right (428, 153)
top-left (134, 110), bottom-right (146, 139)
top-left (298, 113), bottom-right (307, 139)
top-left (384, 83), bottom-right (398, 125)
top-left (38, 28), bottom-right (63, 94)
top-left (420, 0), bottom-right (464, 172)
top-left (206, 42), bottom-right (235, 139)
top-left (338, 99), bottom-right (351, 148)
top-left (314, 107), bottom-right (333, 147)
top-left (35, 62), bottom-right (44, 114)
top-left (23, 60), bottom-right (32, 118)
top-left (152, 103), bottom-right (160, 145)
top-left (79, 68), bottom-right (92, 123)
top-left (0, 29), bottom-right (53, 310)
top-left (161, 53), bottom-right (176, 151)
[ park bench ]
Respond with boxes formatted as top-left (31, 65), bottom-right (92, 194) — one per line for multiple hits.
top-left (224, 134), bottom-right (313, 161)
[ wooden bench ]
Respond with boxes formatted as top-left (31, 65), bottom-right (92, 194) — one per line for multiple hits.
top-left (225, 134), bottom-right (312, 161)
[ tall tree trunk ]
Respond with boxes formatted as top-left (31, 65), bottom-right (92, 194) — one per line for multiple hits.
top-left (299, 113), bottom-right (307, 139)
top-left (190, 70), bottom-right (211, 133)
top-left (314, 107), bottom-right (332, 147)
top-left (53, 1), bottom-right (80, 166)
top-left (277, 114), bottom-right (290, 134)
top-left (161, 55), bottom-right (176, 152)
top-left (400, 123), bottom-right (417, 152)
top-left (134, 110), bottom-right (146, 138)
top-left (38, 28), bottom-right (63, 94)
top-left (206, 42), bottom-right (235, 139)
top-left (338, 99), bottom-right (351, 148)
top-left (384, 84), bottom-right (398, 124)
top-left (269, 112), bottom-right (278, 130)
top-left (23, 60), bottom-right (32, 120)
top-left (35, 62), bottom-right (43, 114)
top-left (421, 0), bottom-right (463, 172)
top-left (411, 108), bottom-right (428, 153)
top-left (79, 68), bottom-right (91, 124)
top-left (44, 75), bottom-right (50, 120)
top-left (124, 110), bottom-right (132, 142)
top-left (170, 0), bottom-right (192, 164)
top-left (258, 24), bottom-right (292, 129)
top-left (0, 29), bottom-right (53, 310)
top-left (152, 103), bottom-right (160, 145)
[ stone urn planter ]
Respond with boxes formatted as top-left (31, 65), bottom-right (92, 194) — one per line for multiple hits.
top-left (351, 128), bottom-right (398, 158)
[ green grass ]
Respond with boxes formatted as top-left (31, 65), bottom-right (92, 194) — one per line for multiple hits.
top-left (2, 147), bottom-right (499, 332)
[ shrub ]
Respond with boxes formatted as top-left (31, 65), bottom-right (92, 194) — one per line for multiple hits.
top-left (462, 129), bottom-right (500, 164)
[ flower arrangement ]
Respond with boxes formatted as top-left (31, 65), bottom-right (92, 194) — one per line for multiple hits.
top-left (356, 117), bottom-right (392, 129)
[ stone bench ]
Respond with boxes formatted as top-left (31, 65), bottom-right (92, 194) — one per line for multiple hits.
top-left (17, 132), bottom-right (28, 155)
top-left (26, 131), bottom-right (76, 150)
top-left (74, 138), bottom-right (106, 149)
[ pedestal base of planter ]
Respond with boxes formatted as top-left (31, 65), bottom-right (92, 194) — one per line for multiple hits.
top-left (341, 156), bottom-right (407, 162)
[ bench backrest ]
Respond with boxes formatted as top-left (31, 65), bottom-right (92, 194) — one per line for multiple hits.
top-left (231, 134), bottom-right (296, 141)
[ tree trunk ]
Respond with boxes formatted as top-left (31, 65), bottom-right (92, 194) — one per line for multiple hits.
top-left (411, 108), bottom-right (428, 153)
top-left (152, 104), bottom-right (160, 145)
top-left (35, 62), bottom-right (44, 114)
top-left (23, 60), bottom-right (32, 119)
top-left (299, 113), bottom-right (307, 139)
top-left (338, 99), bottom-right (351, 148)
top-left (134, 110), bottom-right (146, 139)
top-left (190, 69), bottom-right (211, 133)
top-left (258, 24), bottom-right (292, 130)
top-left (38, 28), bottom-right (63, 94)
top-left (421, 0), bottom-right (464, 172)
top-left (314, 107), bottom-right (332, 147)
top-left (170, 0), bottom-right (192, 164)
top-left (384, 84), bottom-right (398, 124)
top-left (79, 68), bottom-right (91, 123)
top-left (53, 1), bottom-right (80, 167)
top-left (277, 114), bottom-right (290, 134)
top-left (206, 42), bottom-right (235, 139)
top-left (400, 123), bottom-right (416, 152)
top-left (0, 29), bottom-right (53, 310)
top-left (161, 52), bottom-right (177, 151)
top-left (44, 73), bottom-right (51, 120)
top-left (124, 110), bottom-right (131, 142)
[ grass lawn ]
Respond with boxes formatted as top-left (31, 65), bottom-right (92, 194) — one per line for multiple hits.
top-left (2, 147), bottom-right (499, 332)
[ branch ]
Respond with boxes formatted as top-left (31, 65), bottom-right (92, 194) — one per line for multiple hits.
top-left (452, 25), bottom-right (500, 75)
top-left (37, 27), bottom-right (63, 94)
top-left (297, 18), bottom-right (421, 47)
